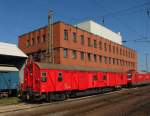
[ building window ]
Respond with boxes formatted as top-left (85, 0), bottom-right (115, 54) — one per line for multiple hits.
top-left (116, 47), bottom-right (118, 54)
top-left (120, 60), bottom-right (123, 66)
top-left (94, 40), bottom-right (97, 48)
top-left (94, 54), bottom-right (97, 62)
top-left (72, 50), bottom-right (77, 59)
top-left (99, 55), bottom-right (102, 63)
top-left (132, 53), bottom-right (133, 58)
top-left (123, 49), bottom-right (125, 56)
top-left (113, 46), bottom-right (115, 53)
top-left (42, 35), bottom-right (46, 42)
top-left (81, 52), bottom-right (84, 60)
top-left (26, 40), bottom-right (30, 48)
top-left (37, 36), bottom-right (40, 44)
top-left (133, 62), bottom-right (135, 68)
top-left (117, 59), bottom-right (119, 65)
top-left (40, 51), bottom-right (45, 60)
top-left (104, 43), bottom-right (107, 51)
top-left (72, 32), bottom-right (77, 42)
top-left (109, 45), bottom-right (111, 52)
top-left (81, 35), bottom-right (84, 45)
top-left (119, 60), bottom-right (121, 66)
top-left (88, 38), bottom-right (92, 47)
top-left (32, 38), bottom-right (35, 46)
top-left (123, 61), bottom-right (125, 66)
top-left (132, 53), bottom-right (134, 58)
top-left (113, 58), bottom-right (115, 64)
top-left (99, 41), bottom-right (102, 50)
top-left (120, 48), bottom-right (122, 55)
top-left (122, 60), bottom-right (124, 66)
top-left (64, 48), bottom-right (68, 58)
top-left (64, 29), bottom-right (68, 40)
top-left (128, 52), bottom-right (130, 58)
top-left (125, 50), bottom-right (127, 57)
top-left (88, 53), bottom-right (91, 61)
top-left (127, 51), bottom-right (129, 58)
top-left (109, 57), bottom-right (111, 64)
top-left (122, 60), bottom-right (125, 66)
top-left (104, 56), bottom-right (107, 64)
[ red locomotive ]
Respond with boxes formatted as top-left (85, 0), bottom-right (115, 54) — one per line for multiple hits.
top-left (20, 61), bottom-right (150, 101)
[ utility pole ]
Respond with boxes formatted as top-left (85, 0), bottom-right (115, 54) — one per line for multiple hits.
top-left (47, 10), bottom-right (54, 64)
top-left (145, 53), bottom-right (149, 72)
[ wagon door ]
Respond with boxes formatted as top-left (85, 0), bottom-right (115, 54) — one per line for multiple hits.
top-left (107, 72), bottom-right (116, 87)
top-left (71, 71), bottom-right (79, 90)
top-left (63, 71), bottom-right (72, 91)
top-left (92, 73), bottom-right (99, 88)
top-left (97, 72), bottom-right (107, 87)
top-left (78, 72), bottom-right (88, 90)
top-left (32, 63), bottom-right (41, 92)
top-left (55, 70), bottom-right (65, 91)
top-left (23, 65), bottom-right (33, 91)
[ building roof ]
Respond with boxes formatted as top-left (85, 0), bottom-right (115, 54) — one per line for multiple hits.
top-left (0, 42), bottom-right (27, 58)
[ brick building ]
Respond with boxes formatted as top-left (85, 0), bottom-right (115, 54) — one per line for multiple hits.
top-left (18, 21), bottom-right (137, 72)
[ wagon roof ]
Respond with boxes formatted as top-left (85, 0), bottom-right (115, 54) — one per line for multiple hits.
top-left (36, 62), bottom-right (123, 73)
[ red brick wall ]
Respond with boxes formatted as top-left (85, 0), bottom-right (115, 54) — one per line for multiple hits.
top-left (18, 21), bottom-right (137, 72)
top-left (58, 22), bottom-right (137, 71)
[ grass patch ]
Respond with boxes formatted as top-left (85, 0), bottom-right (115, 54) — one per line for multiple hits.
top-left (0, 97), bottom-right (21, 105)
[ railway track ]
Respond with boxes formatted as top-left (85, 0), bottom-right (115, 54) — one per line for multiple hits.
top-left (0, 88), bottom-right (129, 114)
top-left (0, 102), bottom-right (54, 114)
top-left (42, 86), bottom-right (150, 116)
top-left (1, 85), bottom-right (150, 116)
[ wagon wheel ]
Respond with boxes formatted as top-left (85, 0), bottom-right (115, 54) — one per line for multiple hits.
top-left (46, 93), bottom-right (53, 102)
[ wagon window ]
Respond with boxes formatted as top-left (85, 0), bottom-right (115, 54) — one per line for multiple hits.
top-left (41, 72), bottom-right (47, 77)
top-left (128, 73), bottom-right (132, 79)
top-left (93, 75), bottom-right (98, 81)
top-left (103, 75), bottom-right (107, 80)
top-left (58, 72), bottom-right (63, 82)
top-left (41, 72), bottom-right (47, 82)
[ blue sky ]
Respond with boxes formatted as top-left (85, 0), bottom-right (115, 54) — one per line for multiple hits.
top-left (0, 0), bottom-right (149, 71)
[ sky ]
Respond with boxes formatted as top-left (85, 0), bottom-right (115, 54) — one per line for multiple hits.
top-left (0, 0), bottom-right (150, 71)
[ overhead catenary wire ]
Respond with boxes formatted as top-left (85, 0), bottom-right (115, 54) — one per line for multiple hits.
top-left (62, 1), bottom-right (150, 22)
top-left (145, 8), bottom-right (150, 40)
top-left (65, 1), bottom-right (150, 39)
top-left (58, 1), bottom-right (150, 44)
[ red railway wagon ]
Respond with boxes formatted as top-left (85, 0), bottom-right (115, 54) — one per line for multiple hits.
top-left (21, 62), bottom-right (127, 101)
top-left (128, 71), bottom-right (150, 86)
